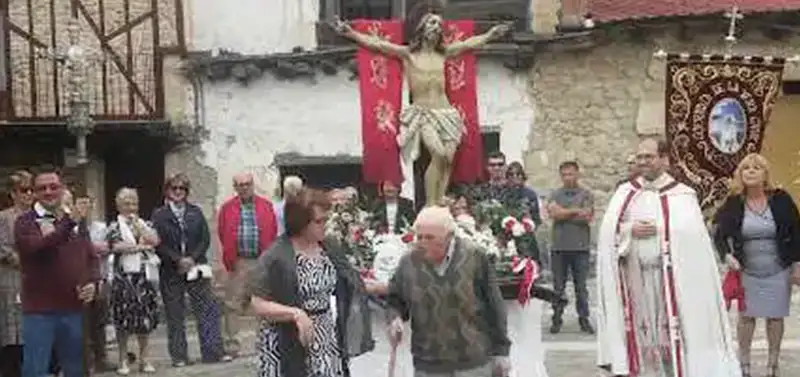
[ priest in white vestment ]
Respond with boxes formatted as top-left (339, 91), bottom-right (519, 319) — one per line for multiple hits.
top-left (596, 138), bottom-right (740, 377)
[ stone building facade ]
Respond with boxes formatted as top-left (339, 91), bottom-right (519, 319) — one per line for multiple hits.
top-left (528, 33), bottom-right (800, 212)
top-left (178, 0), bottom-right (800, 229)
top-left (524, 0), bottom-right (800, 228)
top-left (179, 0), bottom-right (540, 215)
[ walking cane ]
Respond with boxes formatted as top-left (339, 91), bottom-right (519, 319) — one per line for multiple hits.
top-left (387, 342), bottom-right (398, 377)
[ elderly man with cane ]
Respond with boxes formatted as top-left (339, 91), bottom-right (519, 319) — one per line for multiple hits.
top-left (384, 206), bottom-right (511, 377)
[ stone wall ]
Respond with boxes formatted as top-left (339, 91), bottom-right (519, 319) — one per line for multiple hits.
top-left (526, 30), bottom-right (800, 226)
top-left (187, 0), bottom-right (319, 54)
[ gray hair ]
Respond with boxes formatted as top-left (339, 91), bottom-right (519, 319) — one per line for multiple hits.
top-left (115, 187), bottom-right (138, 207)
top-left (282, 176), bottom-right (303, 197)
top-left (413, 206), bottom-right (456, 234)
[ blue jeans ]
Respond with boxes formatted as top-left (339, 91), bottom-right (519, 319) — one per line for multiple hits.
top-left (551, 250), bottom-right (591, 320)
top-left (22, 312), bottom-right (83, 377)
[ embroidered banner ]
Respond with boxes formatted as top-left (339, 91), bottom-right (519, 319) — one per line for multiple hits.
top-left (444, 20), bottom-right (484, 184)
top-left (664, 54), bottom-right (785, 211)
top-left (354, 20), bottom-right (404, 185)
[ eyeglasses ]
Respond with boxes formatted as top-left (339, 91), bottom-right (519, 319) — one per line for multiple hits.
top-left (488, 162), bottom-right (504, 167)
top-left (15, 186), bottom-right (33, 194)
top-left (234, 181), bottom-right (252, 188)
top-left (171, 186), bottom-right (188, 191)
top-left (34, 184), bottom-right (61, 193)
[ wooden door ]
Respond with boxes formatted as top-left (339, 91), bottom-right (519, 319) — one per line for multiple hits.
top-left (103, 131), bottom-right (165, 221)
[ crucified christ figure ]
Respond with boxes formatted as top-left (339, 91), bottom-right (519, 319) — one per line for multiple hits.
top-left (333, 13), bottom-right (510, 207)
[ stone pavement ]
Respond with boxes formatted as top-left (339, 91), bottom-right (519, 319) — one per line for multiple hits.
top-left (95, 281), bottom-right (800, 376)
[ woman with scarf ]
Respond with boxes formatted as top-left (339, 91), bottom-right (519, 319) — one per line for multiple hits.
top-left (245, 187), bottom-right (378, 377)
top-left (106, 187), bottom-right (161, 374)
top-left (151, 173), bottom-right (229, 367)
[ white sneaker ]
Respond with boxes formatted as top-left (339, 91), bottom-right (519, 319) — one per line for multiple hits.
top-left (140, 362), bottom-right (156, 373)
top-left (116, 362), bottom-right (130, 376)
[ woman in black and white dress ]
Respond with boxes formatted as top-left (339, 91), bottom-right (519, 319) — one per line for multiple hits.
top-left (245, 188), bottom-right (381, 377)
top-left (107, 187), bottom-right (161, 375)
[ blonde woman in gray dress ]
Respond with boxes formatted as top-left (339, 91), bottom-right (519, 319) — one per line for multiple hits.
top-left (714, 153), bottom-right (800, 377)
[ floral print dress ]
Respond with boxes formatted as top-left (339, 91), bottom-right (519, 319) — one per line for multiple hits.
top-left (256, 253), bottom-right (343, 377)
top-left (107, 221), bottom-right (160, 334)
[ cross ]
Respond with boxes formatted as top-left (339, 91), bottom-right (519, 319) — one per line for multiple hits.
top-left (36, 17), bottom-right (106, 165)
top-left (37, 18), bottom-right (105, 103)
top-left (723, 6), bottom-right (743, 54)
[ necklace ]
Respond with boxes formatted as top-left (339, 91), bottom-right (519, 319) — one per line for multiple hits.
top-left (745, 197), bottom-right (768, 217)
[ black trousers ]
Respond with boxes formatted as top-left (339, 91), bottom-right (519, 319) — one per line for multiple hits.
top-left (83, 286), bottom-right (110, 374)
top-left (551, 250), bottom-right (591, 320)
top-left (159, 273), bottom-right (225, 364)
top-left (0, 345), bottom-right (60, 377)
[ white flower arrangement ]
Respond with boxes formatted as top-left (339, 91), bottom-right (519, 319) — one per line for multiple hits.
top-left (456, 214), bottom-right (501, 257)
top-left (370, 234), bottom-right (410, 283)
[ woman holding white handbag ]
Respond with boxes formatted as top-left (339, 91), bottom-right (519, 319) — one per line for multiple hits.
top-left (106, 187), bottom-right (161, 375)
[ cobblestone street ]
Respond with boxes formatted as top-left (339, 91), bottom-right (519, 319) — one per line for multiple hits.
top-left (96, 282), bottom-right (800, 376)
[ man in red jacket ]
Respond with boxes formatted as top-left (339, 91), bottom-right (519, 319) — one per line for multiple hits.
top-left (216, 172), bottom-right (277, 356)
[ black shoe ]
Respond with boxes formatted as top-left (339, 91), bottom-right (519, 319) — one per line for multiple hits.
top-left (550, 318), bottom-right (563, 334)
top-left (93, 360), bottom-right (116, 373)
top-left (579, 317), bottom-right (595, 334)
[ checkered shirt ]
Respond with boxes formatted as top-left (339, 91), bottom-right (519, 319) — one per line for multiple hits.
top-left (237, 201), bottom-right (260, 259)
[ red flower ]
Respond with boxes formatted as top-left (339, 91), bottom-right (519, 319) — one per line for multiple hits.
top-left (351, 226), bottom-right (364, 241)
top-left (360, 268), bottom-right (375, 279)
top-left (401, 232), bottom-right (414, 243)
top-left (521, 216), bottom-right (534, 233)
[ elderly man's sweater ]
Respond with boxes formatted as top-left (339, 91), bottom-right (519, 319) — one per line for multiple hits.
top-left (387, 237), bottom-right (510, 373)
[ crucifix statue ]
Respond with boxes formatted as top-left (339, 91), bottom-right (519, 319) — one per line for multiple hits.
top-left (37, 18), bottom-right (105, 165)
top-left (332, 12), bottom-right (509, 207)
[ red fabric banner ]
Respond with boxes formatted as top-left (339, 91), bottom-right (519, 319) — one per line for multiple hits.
top-left (353, 20), bottom-right (404, 185)
top-left (444, 20), bottom-right (483, 184)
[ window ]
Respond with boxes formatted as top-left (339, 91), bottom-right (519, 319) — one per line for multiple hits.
top-left (783, 81), bottom-right (800, 95)
top-left (341, 0), bottom-right (394, 19)
top-left (319, 0), bottom-right (403, 20)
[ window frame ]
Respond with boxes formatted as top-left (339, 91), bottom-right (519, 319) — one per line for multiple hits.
top-left (321, 0), bottom-right (406, 21)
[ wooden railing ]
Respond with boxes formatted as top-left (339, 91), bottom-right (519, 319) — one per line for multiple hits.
top-left (7, 53), bottom-right (162, 122)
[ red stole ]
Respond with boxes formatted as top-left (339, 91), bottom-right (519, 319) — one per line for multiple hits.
top-left (614, 181), bottom-right (685, 377)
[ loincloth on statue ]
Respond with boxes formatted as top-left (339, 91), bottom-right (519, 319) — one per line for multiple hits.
top-left (397, 105), bottom-right (464, 162)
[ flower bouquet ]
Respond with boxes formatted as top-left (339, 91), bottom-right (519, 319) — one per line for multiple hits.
top-left (325, 202), bottom-right (376, 269)
top-left (370, 232), bottom-right (413, 284)
top-left (471, 199), bottom-right (561, 303)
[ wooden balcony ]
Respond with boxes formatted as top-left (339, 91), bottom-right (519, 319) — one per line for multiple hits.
top-left (0, 0), bottom-right (187, 123)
